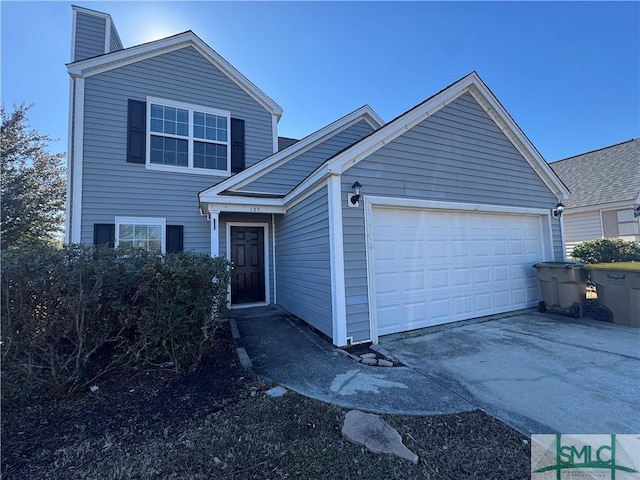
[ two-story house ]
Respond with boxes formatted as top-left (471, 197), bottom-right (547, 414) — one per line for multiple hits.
top-left (66, 5), bottom-right (569, 346)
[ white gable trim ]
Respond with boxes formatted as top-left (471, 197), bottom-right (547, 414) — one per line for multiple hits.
top-left (70, 78), bottom-right (85, 243)
top-left (67, 32), bottom-right (282, 119)
top-left (198, 105), bottom-right (384, 200)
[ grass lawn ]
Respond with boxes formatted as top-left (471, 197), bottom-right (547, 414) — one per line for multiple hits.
top-left (2, 322), bottom-right (531, 479)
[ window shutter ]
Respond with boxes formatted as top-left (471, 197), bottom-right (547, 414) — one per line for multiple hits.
top-left (166, 225), bottom-right (184, 253)
top-left (93, 224), bottom-right (115, 247)
top-left (127, 100), bottom-right (146, 164)
top-left (230, 118), bottom-right (245, 174)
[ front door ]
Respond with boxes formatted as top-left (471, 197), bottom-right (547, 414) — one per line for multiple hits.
top-left (230, 226), bottom-right (265, 304)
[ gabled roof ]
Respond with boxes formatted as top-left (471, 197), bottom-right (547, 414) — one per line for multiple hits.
top-left (281, 71), bottom-right (569, 204)
top-left (66, 30), bottom-right (283, 119)
top-left (198, 104), bottom-right (384, 206)
top-left (550, 138), bottom-right (640, 210)
top-left (199, 71), bottom-right (570, 213)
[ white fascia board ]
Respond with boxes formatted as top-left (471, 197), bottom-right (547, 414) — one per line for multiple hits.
top-left (66, 32), bottom-right (282, 118)
top-left (201, 105), bottom-right (384, 198)
top-left (64, 77), bottom-right (75, 244)
top-left (466, 80), bottom-right (570, 200)
top-left (365, 195), bottom-right (550, 217)
top-left (70, 8), bottom-right (77, 62)
top-left (201, 200), bottom-right (285, 214)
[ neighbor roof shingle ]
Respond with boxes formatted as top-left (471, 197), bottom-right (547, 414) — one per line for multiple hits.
top-left (550, 138), bottom-right (640, 209)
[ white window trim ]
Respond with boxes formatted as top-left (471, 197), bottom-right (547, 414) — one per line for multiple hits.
top-left (115, 216), bottom-right (167, 253)
top-left (146, 97), bottom-right (231, 177)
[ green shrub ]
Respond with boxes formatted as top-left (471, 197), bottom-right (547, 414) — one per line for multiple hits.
top-left (571, 238), bottom-right (640, 264)
top-left (1, 244), bottom-right (230, 398)
top-left (131, 251), bottom-right (230, 369)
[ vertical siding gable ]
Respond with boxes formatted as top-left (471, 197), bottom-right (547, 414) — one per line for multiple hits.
top-left (275, 187), bottom-right (333, 337)
top-left (236, 119), bottom-right (375, 195)
top-left (80, 46), bottom-right (274, 250)
top-left (74, 11), bottom-right (106, 61)
top-left (341, 92), bottom-right (563, 342)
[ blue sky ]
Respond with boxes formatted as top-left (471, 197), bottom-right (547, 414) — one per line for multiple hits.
top-left (1, 1), bottom-right (638, 162)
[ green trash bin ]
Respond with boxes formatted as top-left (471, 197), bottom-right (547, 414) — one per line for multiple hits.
top-left (533, 262), bottom-right (588, 318)
top-left (585, 263), bottom-right (640, 327)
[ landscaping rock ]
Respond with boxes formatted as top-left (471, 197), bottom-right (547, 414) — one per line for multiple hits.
top-left (342, 410), bottom-right (419, 464)
top-left (359, 353), bottom-right (377, 359)
top-left (266, 386), bottom-right (288, 398)
top-left (377, 359), bottom-right (394, 367)
top-left (361, 357), bottom-right (377, 366)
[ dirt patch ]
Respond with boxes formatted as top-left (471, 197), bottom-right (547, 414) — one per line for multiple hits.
top-left (2, 322), bottom-right (531, 479)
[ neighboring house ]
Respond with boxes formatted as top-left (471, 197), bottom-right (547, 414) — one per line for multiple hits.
top-left (66, 6), bottom-right (569, 346)
top-left (550, 139), bottom-right (640, 258)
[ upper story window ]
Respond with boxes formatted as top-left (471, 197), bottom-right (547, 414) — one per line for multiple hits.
top-left (146, 97), bottom-right (230, 176)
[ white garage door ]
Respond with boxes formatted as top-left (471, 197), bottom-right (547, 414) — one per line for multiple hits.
top-left (371, 206), bottom-right (545, 336)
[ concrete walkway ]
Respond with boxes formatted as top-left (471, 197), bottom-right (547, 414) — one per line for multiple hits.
top-left (229, 305), bottom-right (475, 416)
top-left (228, 305), bottom-right (640, 436)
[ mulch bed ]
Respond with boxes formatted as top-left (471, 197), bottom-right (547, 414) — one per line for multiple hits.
top-left (1, 322), bottom-right (531, 479)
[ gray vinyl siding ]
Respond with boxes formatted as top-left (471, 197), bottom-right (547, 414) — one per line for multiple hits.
top-left (564, 211), bottom-right (603, 258)
top-left (275, 186), bottom-right (333, 337)
top-left (237, 120), bottom-right (375, 195)
top-left (219, 212), bottom-right (275, 303)
top-left (341, 92), bottom-right (563, 342)
top-left (74, 11), bottom-right (106, 61)
top-left (109, 23), bottom-right (123, 52)
top-left (80, 46), bottom-right (275, 251)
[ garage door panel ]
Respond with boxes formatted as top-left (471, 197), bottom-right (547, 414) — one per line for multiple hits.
top-left (371, 207), bottom-right (547, 336)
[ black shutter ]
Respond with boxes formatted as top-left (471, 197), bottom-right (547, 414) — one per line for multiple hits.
top-left (166, 225), bottom-right (184, 253)
top-left (230, 118), bottom-right (245, 174)
top-left (93, 224), bottom-right (115, 247)
top-left (127, 99), bottom-right (146, 164)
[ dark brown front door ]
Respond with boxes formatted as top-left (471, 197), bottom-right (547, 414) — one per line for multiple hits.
top-left (230, 226), bottom-right (265, 304)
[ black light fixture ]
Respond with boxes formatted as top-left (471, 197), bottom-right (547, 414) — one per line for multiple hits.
top-left (634, 206), bottom-right (640, 218)
top-left (350, 181), bottom-right (362, 205)
top-left (552, 202), bottom-right (565, 218)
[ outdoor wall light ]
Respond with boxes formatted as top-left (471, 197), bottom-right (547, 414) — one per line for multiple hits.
top-left (552, 202), bottom-right (565, 218)
top-left (348, 181), bottom-right (362, 207)
top-left (634, 206), bottom-right (640, 218)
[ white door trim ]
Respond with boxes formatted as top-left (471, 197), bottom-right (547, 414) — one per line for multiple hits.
top-left (225, 222), bottom-right (270, 306)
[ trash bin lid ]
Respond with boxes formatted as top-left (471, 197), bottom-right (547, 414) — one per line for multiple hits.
top-left (585, 262), bottom-right (640, 272)
top-left (533, 261), bottom-right (585, 268)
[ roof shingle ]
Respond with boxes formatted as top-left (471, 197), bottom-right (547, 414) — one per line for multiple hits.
top-left (550, 138), bottom-right (639, 209)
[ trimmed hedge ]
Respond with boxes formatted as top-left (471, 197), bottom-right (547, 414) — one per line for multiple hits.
top-left (571, 238), bottom-right (640, 264)
top-left (1, 244), bottom-right (230, 398)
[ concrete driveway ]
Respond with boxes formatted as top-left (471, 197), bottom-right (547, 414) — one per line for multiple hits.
top-left (376, 312), bottom-right (640, 435)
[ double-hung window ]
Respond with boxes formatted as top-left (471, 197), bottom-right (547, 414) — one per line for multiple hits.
top-left (115, 217), bottom-right (166, 253)
top-left (147, 97), bottom-right (230, 175)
